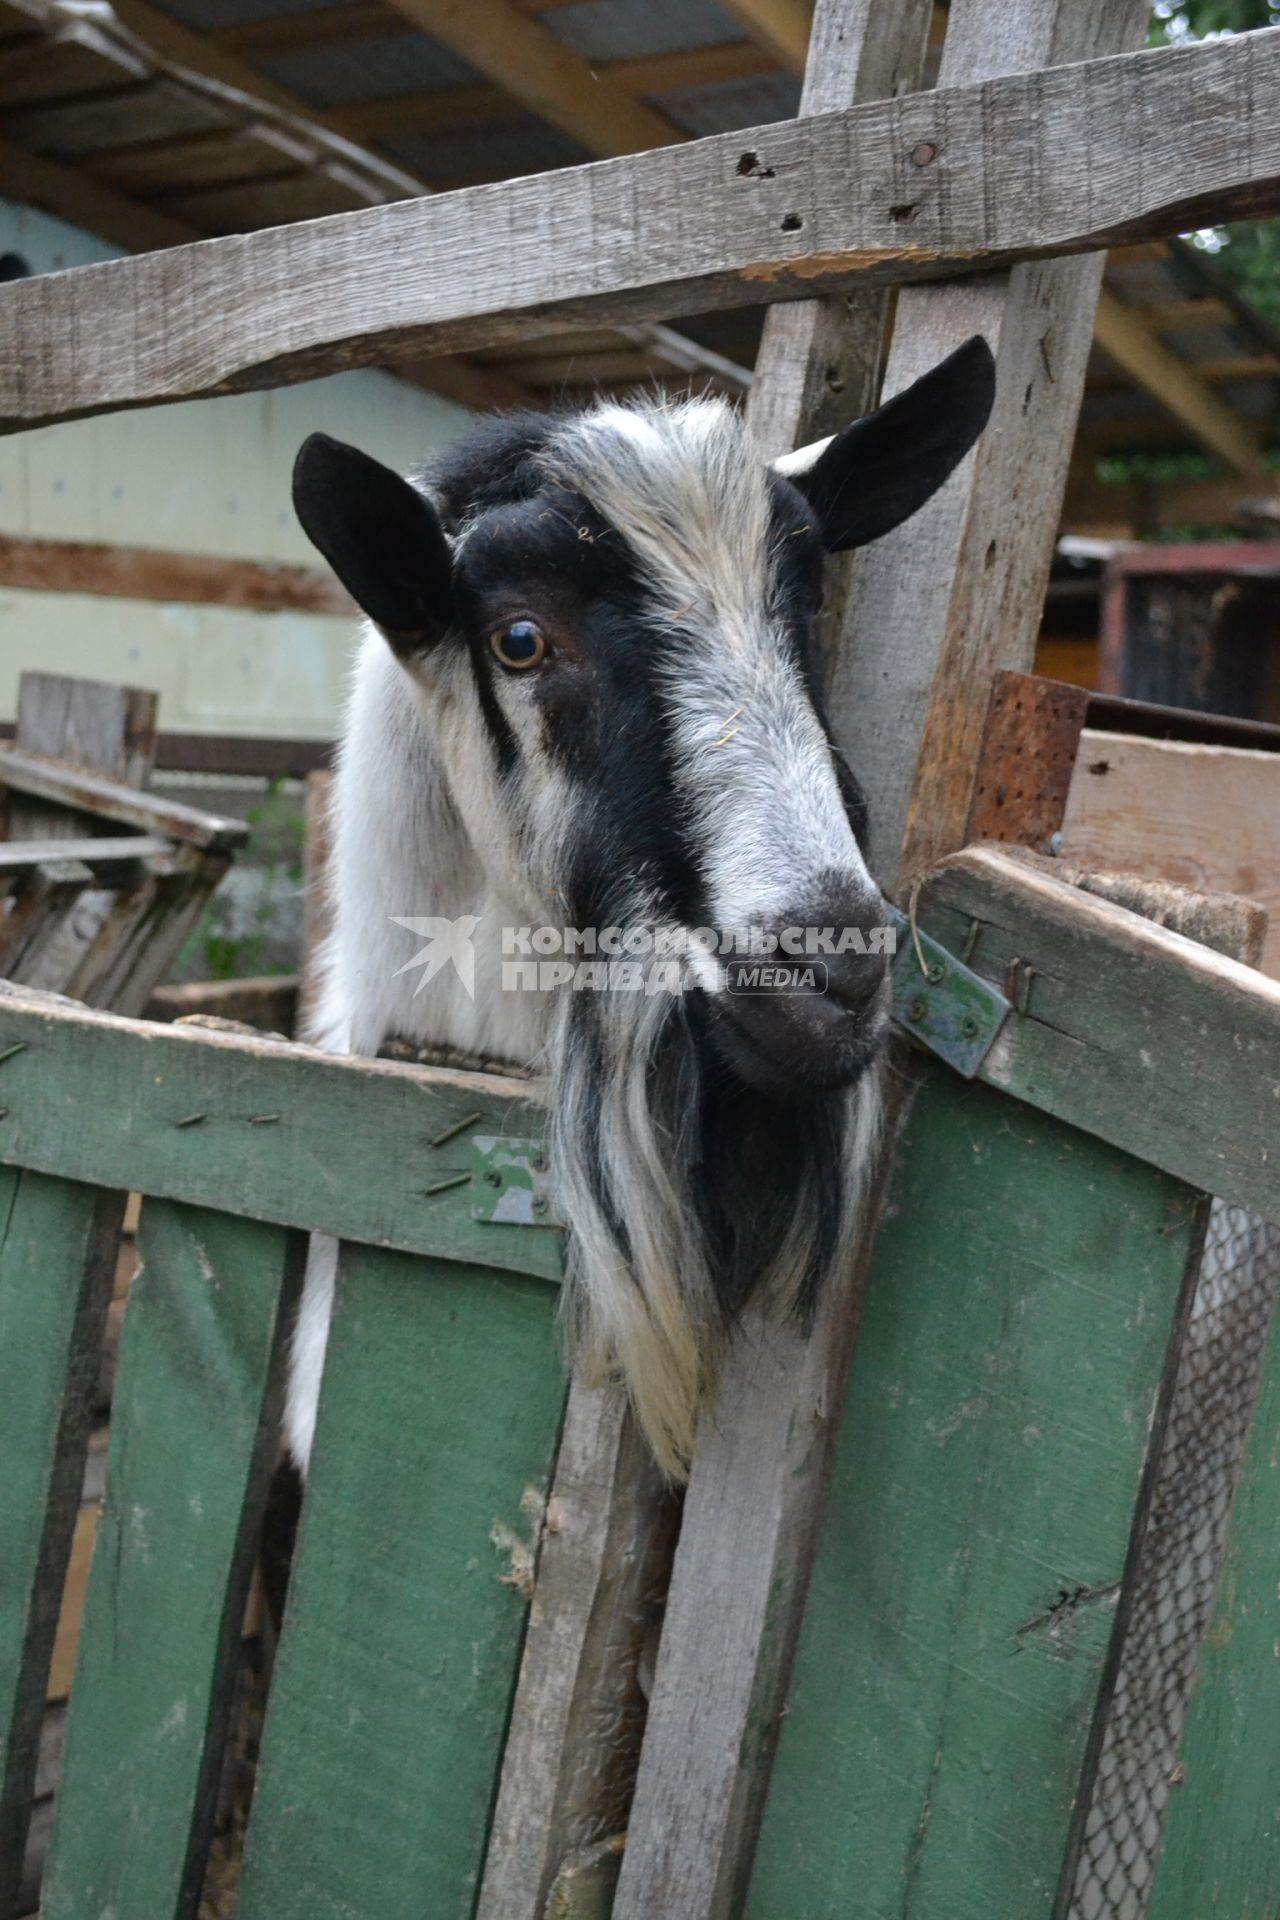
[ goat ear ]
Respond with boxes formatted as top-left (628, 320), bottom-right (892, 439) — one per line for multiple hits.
top-left (293, 433), bottom-right (454, 651)
top-left (776, 336), bottom-right (996, 553)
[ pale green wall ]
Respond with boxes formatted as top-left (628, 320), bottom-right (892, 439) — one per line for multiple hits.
top-left (0, 196), bottom-right (471, 739)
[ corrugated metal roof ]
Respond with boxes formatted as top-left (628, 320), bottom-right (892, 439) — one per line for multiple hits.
top-left (157, 0), bottom-right (327, 31)
top-left (546, 0), bottom-right (744, 64)
top-left (656, 73), bottom-right (802, 137)
top-left (383, 117), bottom-right (594, 182)
top-left (259, 33), bottom-right (484, 107)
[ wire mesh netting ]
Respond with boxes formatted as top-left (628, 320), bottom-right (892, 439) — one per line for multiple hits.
top-left (1069, 1200), bottom-right (1280, 1919)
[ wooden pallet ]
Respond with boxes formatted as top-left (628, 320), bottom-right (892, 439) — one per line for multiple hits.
top-left (0, 672), bottom-right (246, 1017)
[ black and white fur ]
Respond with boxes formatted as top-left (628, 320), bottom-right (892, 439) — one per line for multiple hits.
top-left (287, 336), bottom-right (996, 1479)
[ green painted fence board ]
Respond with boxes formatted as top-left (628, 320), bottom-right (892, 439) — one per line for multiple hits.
top-left (41, 1202), bottom-right (305, 1920)
top-left (747, 1065), bottom-right (1205, 1920)
top-left (0, 984), bottom-right (559, 1280)
top-left (237, 1242), bottom-right (568, 1920)
top-left (0, 1169), bottom-right (123, 1920)
top-left (1146, 1281), bottom-right (1280, 1920)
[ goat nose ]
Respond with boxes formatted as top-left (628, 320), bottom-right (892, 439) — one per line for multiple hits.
top-left (824, 940), bottom-right (889, 1015)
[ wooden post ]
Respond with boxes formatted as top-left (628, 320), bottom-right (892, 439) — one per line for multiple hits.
top-left (613, 6), bottom-right (1153, 1918)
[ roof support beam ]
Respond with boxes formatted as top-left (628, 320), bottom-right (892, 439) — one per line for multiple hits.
top-left (379, 0), bottom-right (684, 156)
top-left (0, 132), bottom-right (196, 253)
top-left (715, 0), bottom-right (813, 71)
top-left (1093, 286), bottom-right (1267, 477)
top-left (325, 43), bottom-right (777, 143)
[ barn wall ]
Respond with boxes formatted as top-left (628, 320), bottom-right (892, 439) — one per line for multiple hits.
top-left (0, 196), bottom-right (471, 741)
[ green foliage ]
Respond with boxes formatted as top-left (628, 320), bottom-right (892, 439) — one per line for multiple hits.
top-left (181, 778), bottom-right (305, 982)
top-left (1149, 1), bottom-right (1280, 326)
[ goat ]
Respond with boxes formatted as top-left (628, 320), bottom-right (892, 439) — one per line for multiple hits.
top-left (287, 336), bottom-right (995, 1479)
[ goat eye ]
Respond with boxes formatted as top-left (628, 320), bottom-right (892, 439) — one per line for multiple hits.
top-left (490, 619), bottom-right (548, 671)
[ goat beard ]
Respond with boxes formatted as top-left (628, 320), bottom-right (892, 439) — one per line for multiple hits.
top-left (548, 980), bottom-right (881, 1481)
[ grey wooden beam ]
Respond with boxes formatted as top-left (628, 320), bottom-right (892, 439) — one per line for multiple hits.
top-left (2, 28), bottom-right (1279, 430)
top-left (613, 7), bottom-right (1157, 1918)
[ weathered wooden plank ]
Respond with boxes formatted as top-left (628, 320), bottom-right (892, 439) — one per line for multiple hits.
top-left (476, 1387), bottom-right (680, 1920)
top-left (612, 8), bottom-right (1154, 1918)
top-left (39, 1204), bottom-right (303, 1920)
top-left (0, 536), bottom-right (353, 616)
top-left (68, 854), bottom-right (227, 1019)
top-left (0, 747), bottom-right (246, 854)
top-left (0, 984), bottom-right (560, 1279)
top-left (0, 1171), bottom-right (124, 1920)
top-left (832, 2), bottom-right (1155, 889)
top-left (479, 12), bottom-right (931, 1918)
top-left (0, 865), bottom-right (92, 980)
top-left (0, 837), bottom-right (173, 874)
top-left (15, 672), bottom-right (156, 796)
top-left (1144, 1267), bottom-right (1280, 1918)
top-left (744, 0), bottom-right (932, 460)
top-left (746, 1065), bottom-right (1206, 1919)
top-left (919, 844), bottom-right (1280, 1225)
top-left (236, 1241), bottom-right (569, 1920)
top-left (1060, 728), bottom-right (1280, 981)
top-left (4, 29), bottom-right (1280, 428)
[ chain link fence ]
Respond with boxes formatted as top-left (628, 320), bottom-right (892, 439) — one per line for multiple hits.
top-left (1069, 1200), bottom-right (1280, 1919)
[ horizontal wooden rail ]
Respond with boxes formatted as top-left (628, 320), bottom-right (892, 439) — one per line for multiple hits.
top-left (918, 845), bottom-right (1280, 1222)
top-left (0, 535), bottom-right (354, 616)
top-left (0, 985), bottom-right (559, 1280)
top-left (0, 747), bottom-right (247, 854)
top-left (0, 836), bottom-right (178, 876)
top-left (3, 30), bottom-right (1280, 429)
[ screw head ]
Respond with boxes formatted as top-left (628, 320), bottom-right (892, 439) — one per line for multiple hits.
top-left (907, 997), bottom-right (927, 1022)
top-left (485, 1169), bottom-right (503, 1188)
top-left (960, 1014), bottom-right (981, 1040)
top-left (532, 1193), bottom-right (550, 1216)
top-left (926, 961), bottom-right (945, 984)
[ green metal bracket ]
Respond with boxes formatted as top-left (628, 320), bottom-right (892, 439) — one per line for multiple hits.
top-left (470, 1135), bottom-right (564, 1229)
top-left (887, 903), bottom-right (1011, 1079)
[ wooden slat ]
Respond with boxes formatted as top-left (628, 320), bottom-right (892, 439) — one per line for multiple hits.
top-left (0, 747), bottom-right (246, 854)
top-left (236, 1241), bottom-right (568, 1920)
top-left (612, 8), bottom-right (1149, 1918)
top-left (831, 1), bottom-right (1155, 890)
top-left (0, 1170), bottom-right (124, 1919)
top-left (1145, 1275), bottom-right (1280, 1918)
top-left (476, 1388), bottom-right (680, 1920)
top-left (0, 838), bottom-right (173, 875)
top-left (41, 1203), bottom-right (305, 1920)
top-left (0, 985), bottom-right (560, 1279)
top-left (918, 843), bottom-right (1280, 1223)
top-left (0, 535), bottom-right (354, 615)
top-left (583, 10), bottom-right (934, 1917)
top-left (67, 854), bottom-right (227, 1019)
top-left (6, 29), bottom-right (1280, 429)
top-left (16, 672), bottom-right (157, 792)
top-left (746, 1064), bottom-right (1207, 1917)
top-left (1060, 727), bottom-right (1280, 980)
top-left (0, 863), bottom-right (93, 979)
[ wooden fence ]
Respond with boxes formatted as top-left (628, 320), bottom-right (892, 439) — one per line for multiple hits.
top-left (1, 2), bottom-right (1279, 1916)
